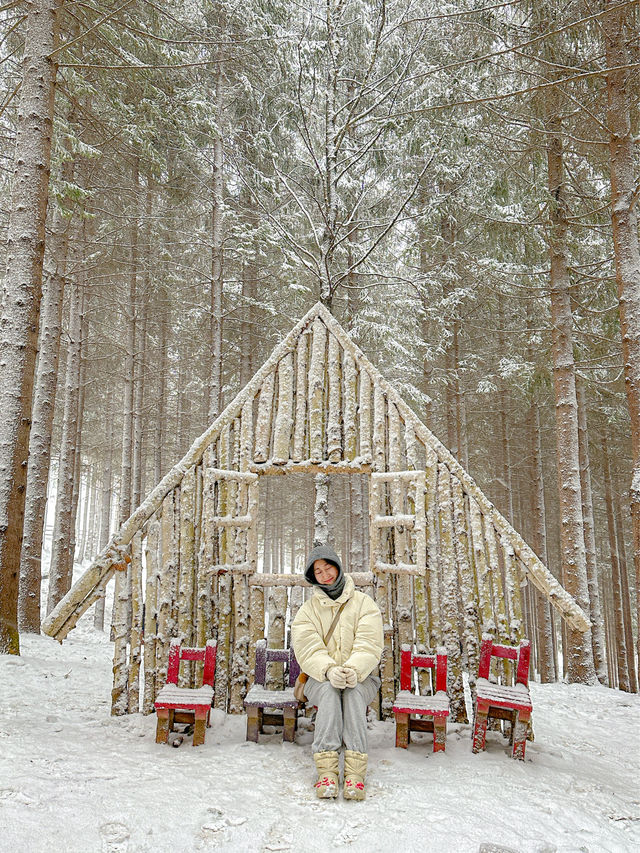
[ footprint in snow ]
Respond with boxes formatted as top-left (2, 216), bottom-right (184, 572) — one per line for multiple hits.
top-left (261, 819), bottom-right (293, 851)
top-left (99, 821), bottom-right (130, 853)
top-left (0, 789), bottom-right (34, 805)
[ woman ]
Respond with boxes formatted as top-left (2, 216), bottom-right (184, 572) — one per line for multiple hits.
top-left (291, 544), bottom-right (383, 800)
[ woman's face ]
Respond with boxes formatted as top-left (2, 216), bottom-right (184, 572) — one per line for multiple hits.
top-left (313, 559), bottom-right (339, 586)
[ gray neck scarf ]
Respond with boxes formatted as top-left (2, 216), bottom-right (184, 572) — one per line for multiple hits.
top-left (321, 568), bottom-right (346, 601)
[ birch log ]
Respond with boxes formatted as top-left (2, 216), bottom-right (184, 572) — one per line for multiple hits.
top-left (254, 371), bottom-right (275, 463)
top-left (214, 432), bottom-right (233, 711)
top-left (292, 330), bottom-right (309, 462)
top-left (273, 354), bottom-right (294, 465)
top-left (343, 352), bottom-right (357, 461)
top-left (358, 370), bottom-right (372, 462)
top-left (425, 461), bottom-right (441, 647)
top-left (437, 463), bottom-right (466, 722)
top-left (143, 519), bottom-right (160, 712)
top-left (452, 479), bottom-right (479, 689)
top-left (267, 587), bottom-right (287, 689)
top-left (389, 406), bottom-right (412, 658)
top-left (111, 566), bottom-right (130, 716)
top-left (127, 532), bottom-right (143, 712)
top-left (308, 319), bottom-right (326, 463)
top-left (179, 467), bottom-right (197, 684)
top-left (327, 333), bottom-right (342, 462)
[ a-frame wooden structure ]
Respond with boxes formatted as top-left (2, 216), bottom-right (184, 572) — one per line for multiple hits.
top-left (43, 303), bottom-right (589, 721)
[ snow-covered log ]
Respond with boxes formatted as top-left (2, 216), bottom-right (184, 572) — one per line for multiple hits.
top-left (292, 330), bottom-right (309, 462)
top-left (142, 519), bottom-right (160, 713)
top-left (253, 371), bottom-right (275, 464)
top-left (452, 478), bottom-right (479, 690)
top-left (358, 369), bottom-right (372, 461)
top-left (308, 319), bottom-right (326, 462)
top-left (178, 467), bottom-right (197, 681)
top-left (272, 353), bottom-right (294, 465)
top-left (343, 351), bottom-right (357, 461)
top-left (437, 463), bottom-right (466, 723)
top-left (127, 532), bottom-right (143, 712)
top-left (327, 333), bottom-right (342, 462)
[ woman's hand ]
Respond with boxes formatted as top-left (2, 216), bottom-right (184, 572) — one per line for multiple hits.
top-left (326, 666), bottom-right (348, 689)
top-left (342, 667), bottom-right (357, 688)
top-left (326, 665), bottom-right (358, 688)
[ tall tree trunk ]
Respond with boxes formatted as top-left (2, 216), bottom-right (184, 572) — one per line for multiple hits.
top-left (602, 433), bottom-right (631, 691)
top-left (529, 402), bottom-right (555, 681)
top-left (545, 97), bottom-right (596, 683)
top-left (239, 202), bottom-right (257, 391)
top-left (94, 402), bottom-right (115, 631)
top-left (497, 300), bottom-right (514, 523)
top-left (47, 274), bottom-right (83, 613)
top-left (0, 0), bottom-right (63, 654)
top-left (18, 203), bottom-right (69, 631)
top-left (576, 380), bottom-right (607, 682)
top-left (209, 63), bottom-right (224, 423)
top-left (132, 180), bottom-right (152, 510)
top-left (602, 0), bottom-right (640, 691)
top-left (120, 158), bottom-right (139, 525)
top-left (613, 469), bottom-right (638, 692)
top-left (154, 306), bottom-right (167, 485)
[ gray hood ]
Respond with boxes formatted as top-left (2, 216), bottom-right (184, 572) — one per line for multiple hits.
top-left (304, 544), bottom-right (343, 584)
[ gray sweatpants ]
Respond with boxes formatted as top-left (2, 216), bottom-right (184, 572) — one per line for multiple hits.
top-left (304, 674), bottom-right (381, 754)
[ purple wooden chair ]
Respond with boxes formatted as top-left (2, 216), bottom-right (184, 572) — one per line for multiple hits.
top-left (243, 639), bottom-right (301, 742)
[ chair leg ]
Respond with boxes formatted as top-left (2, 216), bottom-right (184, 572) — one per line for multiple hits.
top-left (193, 710), bottom-right (207, 746)
top-left (246, 708), bottom-right (260, 742)
top-left (433, 718), bottom-right (446, 753)
top-left (512, 711), bottom-right (530, 760)
top-left (472, 704), bottom-right (488, 754)
top-left (282, 707), bottom-right (297, 743)
top-left (156, 710), bottom-right (170, 744)
top-left (394, 712), bottom-right (409, 749)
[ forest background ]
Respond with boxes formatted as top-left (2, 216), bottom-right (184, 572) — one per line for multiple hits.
top-left (0, 0), bottom-right (638, 694)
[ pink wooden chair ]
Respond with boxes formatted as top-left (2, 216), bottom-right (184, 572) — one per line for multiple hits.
top-left (393, 645), bottom-right (450, 752)
top-left (155, 639), bottom-right (217, 746)
top-left (472, 634), bottom-right (532, 760)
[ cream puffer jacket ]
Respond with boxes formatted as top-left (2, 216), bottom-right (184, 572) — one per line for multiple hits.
top-left (291, 575), bottom-right (384, 683)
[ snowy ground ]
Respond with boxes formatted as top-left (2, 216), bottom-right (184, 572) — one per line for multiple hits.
top-left (2, 619), bottom-right (639, 853)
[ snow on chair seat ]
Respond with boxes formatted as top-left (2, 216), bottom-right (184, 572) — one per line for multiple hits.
top-left (393, 645), bottom-right (450, 752)
top-left (154, 638), bottom-right (217, 746)
top-left (244, 640), bottom-right (301, 743)
top-left (471, 634), bottom-right (532, 761)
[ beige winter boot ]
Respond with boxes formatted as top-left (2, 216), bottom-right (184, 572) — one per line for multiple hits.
top-left (313, 750), bottom-right (339, 798)
top-left (343, 750), bottom-right (367, 800)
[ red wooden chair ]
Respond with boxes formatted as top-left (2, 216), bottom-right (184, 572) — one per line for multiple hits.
top-left (243, 640), bottom-right (301, 743)
top-left (393, 645), bottom-right (450, 752)
top-left (155, 639), bottom-right (217, 746)
top-left (471, 634), bottom-right (532, 760)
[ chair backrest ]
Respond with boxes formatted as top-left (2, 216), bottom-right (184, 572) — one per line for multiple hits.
top-left (477, 635), bottom-right (530, 686)
top-left (399, 644), bottom-right (447, 693)
top-left (254, 639), bottom-right (301, 687)
top-left (166, 639), bottom-right (217, 687)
